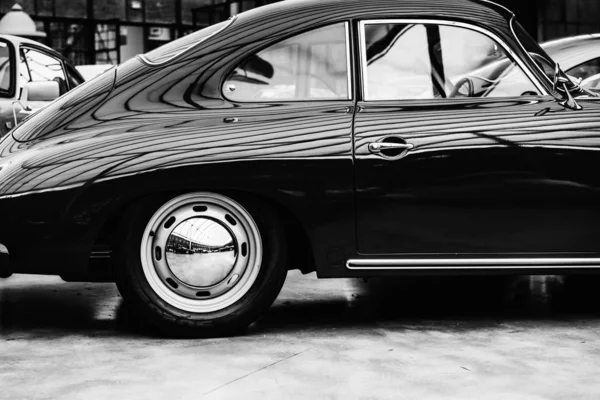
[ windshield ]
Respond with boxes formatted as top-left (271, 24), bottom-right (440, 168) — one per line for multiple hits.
top-left (141, 19), bottom-right (233, 65)
top-left (512, 20), bottom-right (556, 82)
top-left (0, 40), bottom-right (13, 96)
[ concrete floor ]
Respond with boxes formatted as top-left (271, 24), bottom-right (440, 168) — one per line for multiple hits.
top-left (2, 272), bottom-right (600, 399)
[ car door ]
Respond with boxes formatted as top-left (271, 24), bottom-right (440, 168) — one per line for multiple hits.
top-left (353, 19), bottom-right (600, 258)
top-left (16, 46), bottom-right (68, 121)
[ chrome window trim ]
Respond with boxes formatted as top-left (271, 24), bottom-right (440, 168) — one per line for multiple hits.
top-left (139, 16), bottom-right (237, 67)
top-left (358, 18), bottom-right (549, 101)
top-left (509, 15), bottom-right (554, 87)
top-left (345, 21), bottom-right (353, 101)
top-left (347, 258), bottom-right (600, 270)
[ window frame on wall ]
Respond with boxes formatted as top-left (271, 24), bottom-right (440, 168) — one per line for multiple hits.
top-left (358, 19), bottom-right (549, 102)
top-left (221, 22), bottom-right (353, 103)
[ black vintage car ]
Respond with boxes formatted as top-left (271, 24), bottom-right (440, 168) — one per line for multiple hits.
top-left (0, 0), bottom-right (599, 337)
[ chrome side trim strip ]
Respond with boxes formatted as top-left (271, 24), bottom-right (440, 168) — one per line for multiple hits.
top-left (347, 258), bottom-right (600, 270)
top-left (357, 18), bottom-right (549, 100)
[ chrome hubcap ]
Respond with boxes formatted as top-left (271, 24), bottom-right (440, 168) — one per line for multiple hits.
top-left (140, 193), bottom-right (262, 313)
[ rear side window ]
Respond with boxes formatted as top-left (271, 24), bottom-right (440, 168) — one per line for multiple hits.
top-left (0, 40), bottom-right (14, 97)
top-left (223, 23), bottom-right (350, 102)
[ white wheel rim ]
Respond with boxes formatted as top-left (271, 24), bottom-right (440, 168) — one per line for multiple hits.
top-left (140, 193), bottom-right (262, 313)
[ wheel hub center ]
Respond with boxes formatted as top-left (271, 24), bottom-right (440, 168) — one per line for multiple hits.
top-left (165, 217), bottom-right (238, 288)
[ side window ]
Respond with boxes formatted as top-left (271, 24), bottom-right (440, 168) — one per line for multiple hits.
top-left (20, 48), bottom-right (68, 95)
top-left (223, 23), bottom-right (350, 102)
top-left (0, 41), bottom-right (13, 95)
top-left (362, 22), bottom-right (539, 101)
top-left (567, 57), bottom-right (600, 82)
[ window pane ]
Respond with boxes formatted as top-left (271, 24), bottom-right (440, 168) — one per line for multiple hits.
top-left (583, 74), bottom-right (600, 91)
top-left (223, 23), bottom-right (349, 102)
top-left (438, 25), bottom-right (538, 98)
top-left (182, 0), bottom-right (213, 25)
top-left (364, 24), bottom-right (432, 100)
top-left (0, 41), bottom-right (12, 93)
top-left (363, 22), bottom-right (539, 100)
top-left (513, 21), bottom-right (556, 80)
top-left (55, 0), bottom-right (86, 18)
top-left (146, 0), bottom-right (175, 23)
top-left (36, 0), bottom-right (53, 16)
top-left (21, 49), bottom-right (68, 94)
top-left (567, 57), bottom-right (600, 81)
top-left (95, 0), bottom-right (126, 20)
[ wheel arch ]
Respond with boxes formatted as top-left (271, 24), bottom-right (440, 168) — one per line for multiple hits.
top-left (92, 189), bottom-right (317, 279)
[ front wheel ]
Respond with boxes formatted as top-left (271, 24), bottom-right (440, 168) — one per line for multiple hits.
top-left (115, 192), bottom-right (287, 337)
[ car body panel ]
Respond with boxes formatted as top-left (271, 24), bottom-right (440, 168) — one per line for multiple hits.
top-left (0, 0), bottom-right (599, 280)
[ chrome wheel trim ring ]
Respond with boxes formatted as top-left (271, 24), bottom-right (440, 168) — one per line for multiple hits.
top-left (140, 193), bottom-right (262, 313)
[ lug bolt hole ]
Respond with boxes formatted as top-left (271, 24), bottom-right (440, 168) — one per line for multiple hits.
top-left (166, 278), bottom-right (178, 289)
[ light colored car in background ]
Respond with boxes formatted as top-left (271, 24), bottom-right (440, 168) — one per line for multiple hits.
top-left (542, 34), bottom-right (600, 91)
top-left (75, 64), bottom-right (114, 81)
top-left (0, 34), bottom-right (84, 137)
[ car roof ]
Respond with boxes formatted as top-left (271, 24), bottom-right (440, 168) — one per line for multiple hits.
top-left (237, 0), bottom-right (513, 22)
top-left (541, 34), bottom-right (600, 70)
top-left (0, 33), bottom-right (69, 62)
top-left (141, 0), bottom-right (517, 69)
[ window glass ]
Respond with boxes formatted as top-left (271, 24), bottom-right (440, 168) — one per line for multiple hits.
top-left (513, 21), bottom-right (556, 81)
top-left (20, 48), bottom-right (68, 95)
top-left (0, 41), bottom-right (12, 94)
top-left (363, 22), bottom-right (539, 101)
top-left (223, 23), bottom-right (350, 102)
top-left (567, 57), bottom-right (600, 82)
top-left (364, 24), bottom-right (431, 100)
top-left (582, 74), bottom-right (600, 92)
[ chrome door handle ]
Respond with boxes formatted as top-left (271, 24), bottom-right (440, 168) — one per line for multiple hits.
top-left (368, 142), bottom-right (414, 153)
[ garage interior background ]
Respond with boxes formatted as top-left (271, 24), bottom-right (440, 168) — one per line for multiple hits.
top-left (0, 0), bottom-right (597, 66)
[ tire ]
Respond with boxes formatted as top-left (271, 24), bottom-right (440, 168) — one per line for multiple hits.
top-left (114, 192), bottom-right (287, 338)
